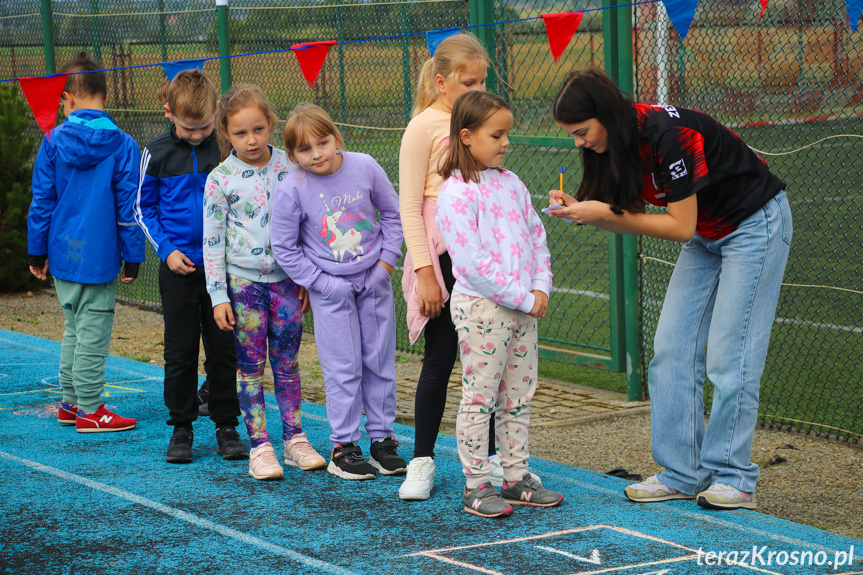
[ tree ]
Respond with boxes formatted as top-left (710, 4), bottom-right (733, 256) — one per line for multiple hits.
top-left (0, 84), bottom-right (40, 292)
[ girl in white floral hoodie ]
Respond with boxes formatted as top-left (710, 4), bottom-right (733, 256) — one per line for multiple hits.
top-left (435, 91), bottom-right (562, 518)
top-left (203, 84), bottom-right (325, 481)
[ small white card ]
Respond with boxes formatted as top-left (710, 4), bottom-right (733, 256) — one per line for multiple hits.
top-left (541, 204), bottom-right (565, 215)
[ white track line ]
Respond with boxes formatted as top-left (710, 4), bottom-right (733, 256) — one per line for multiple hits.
top-left (0, 450), bottom-right (359, 575)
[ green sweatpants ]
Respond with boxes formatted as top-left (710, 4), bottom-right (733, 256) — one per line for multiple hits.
top-left (53, 278), bottom-right (118, 414)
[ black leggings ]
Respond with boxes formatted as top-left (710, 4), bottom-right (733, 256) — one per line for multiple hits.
top-left (413, 252), bottom-right (496, 458)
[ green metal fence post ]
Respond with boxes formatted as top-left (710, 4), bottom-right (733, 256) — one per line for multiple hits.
top-left (216, 0), bottom-right (232, 93)
top-left (617, 3), bottom-right (643, 401)
top-left (603, 0), bottom-right (628, 376)
top-left (159, 0), bottom-right (168, 63)
top-left (602, 0), bottom-right (619, 83)
top-left (469, 0), bottom-right (498, 93)
top-left (90, 0), bottom-right (102, 62)
top-left (40, 0), bottom-right (56, 74)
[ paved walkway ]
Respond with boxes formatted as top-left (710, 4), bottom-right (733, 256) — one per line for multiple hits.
top-left (298, 336), bottom-right (651, 428)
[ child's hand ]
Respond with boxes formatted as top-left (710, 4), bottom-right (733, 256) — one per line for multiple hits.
top-left (528, 290), bottom-right (548, 318)
top-left (120, 262), bottom-right (139, 284)
top-left (298, 286), bottom-right (311, 314)
top-left (377, 260), bottom-right (394, 275)
top-left (29, 260), bottom-right (49, 280)
top-left (214, 303), bottom-right (235, 331)
top-left (416, 266), bottom-right (444, 319)
top-left (166, 250), bottom-right (196, 275)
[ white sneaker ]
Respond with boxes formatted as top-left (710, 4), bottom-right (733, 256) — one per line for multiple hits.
top-left (398, 457), bottom-right (436, 500)
top-left (248, 442), bottom-right (284, 481)
top-left (284, 433), bottom-right (326, 470)
top-left (489, 453), bottom-right (541, 488)
top-left (697, 483), bottom-right (757, 510)
top-left (624, 475), bottom-right (694, 502)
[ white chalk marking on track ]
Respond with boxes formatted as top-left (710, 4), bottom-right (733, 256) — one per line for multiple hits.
top-left (774, 317), bottom-right (862, 334)
top-left (0, 450), bottom-right (360, 575)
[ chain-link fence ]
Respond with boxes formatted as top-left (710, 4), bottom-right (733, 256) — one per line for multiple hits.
top-left (2, 0), bottom-right (631, 375)
top-left (3, 0), bottom-right (860, 440)
top-left (635, 0), bottom-right (862, 442)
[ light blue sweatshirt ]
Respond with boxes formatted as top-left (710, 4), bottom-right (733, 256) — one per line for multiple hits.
top-left (203, 146), bottom-right (293, 306)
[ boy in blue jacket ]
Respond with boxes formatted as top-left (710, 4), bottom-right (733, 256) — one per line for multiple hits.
top-left (28, 52), bottom-right (144, 433)
top-left (135, 70), bottom-right (245, 464)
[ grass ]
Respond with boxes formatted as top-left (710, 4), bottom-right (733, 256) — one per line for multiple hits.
top-left (539, 361), bottom-right (628, 395)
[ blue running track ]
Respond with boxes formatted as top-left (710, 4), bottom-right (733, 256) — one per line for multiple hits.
top-left (1, 330), bottom-right (860, 575)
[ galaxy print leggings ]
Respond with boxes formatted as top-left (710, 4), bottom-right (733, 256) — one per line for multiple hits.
top-left (228, 275), bottom-right (304, 448)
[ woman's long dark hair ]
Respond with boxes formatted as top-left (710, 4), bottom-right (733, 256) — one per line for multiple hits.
top-left (552, 67), bottom-right (642, 214)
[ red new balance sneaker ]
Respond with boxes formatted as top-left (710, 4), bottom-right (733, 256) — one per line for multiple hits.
top-left (58, 402), bottom-right (78, 425)
top-left (76, 405), bottom-right (137, 433)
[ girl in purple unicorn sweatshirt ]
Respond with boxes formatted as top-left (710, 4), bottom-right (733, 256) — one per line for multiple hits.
top-left (271, 104), bottom-right (406, 482)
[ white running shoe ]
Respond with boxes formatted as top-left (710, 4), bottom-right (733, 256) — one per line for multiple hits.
top-left (398, 457), bottom-right (436, 500)
top-left (248, 442), bottom-right (284, 481)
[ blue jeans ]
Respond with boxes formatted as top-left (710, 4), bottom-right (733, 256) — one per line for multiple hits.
top-left (650, 191), bottom-right (792, 494)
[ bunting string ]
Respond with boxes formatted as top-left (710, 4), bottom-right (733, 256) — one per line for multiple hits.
top-left (0, 0), bottom-right (658, 85)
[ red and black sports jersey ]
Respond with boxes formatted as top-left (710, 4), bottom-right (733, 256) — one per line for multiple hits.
top-left (636, 104), bottom-right (785, 239)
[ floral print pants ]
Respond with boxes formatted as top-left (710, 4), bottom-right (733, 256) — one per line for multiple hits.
top-left (228, 275), bottom-right (304, 448)
top-left (450, 291), bottom-right (538, 489)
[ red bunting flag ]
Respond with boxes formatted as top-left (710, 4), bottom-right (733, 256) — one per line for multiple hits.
top-left (19, 74), bottom-right (68, 136)
top-left (759, 0), bottom-right (768, 17)
top-left (541, 12), bottom-right (584, 64)
top-left (291, 41), bottom-right (338, 88)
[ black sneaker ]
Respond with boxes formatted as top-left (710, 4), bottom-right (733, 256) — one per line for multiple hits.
top-left (197, 380), bottom-right (210, 418)
top-left (327, 443), bottom-right (377, 480)
top-left (216, 425), bottom-right (248, 460)
top-left (166, 427), bottom-right (193, 464)
top-left (369, 437), bottom-right (407, 475)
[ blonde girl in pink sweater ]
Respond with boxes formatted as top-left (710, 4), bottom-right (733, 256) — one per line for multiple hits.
top-left (397, 33), bottom-right (493, 501)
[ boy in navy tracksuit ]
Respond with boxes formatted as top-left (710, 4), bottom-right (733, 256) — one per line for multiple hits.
top-left (135, 70), bottom-right (245, 463)
top-left (28, 52), bottom-right (144, 433)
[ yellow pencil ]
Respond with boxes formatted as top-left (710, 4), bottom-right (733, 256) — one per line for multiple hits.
top-left (559, 166), bottom-right (563, 193)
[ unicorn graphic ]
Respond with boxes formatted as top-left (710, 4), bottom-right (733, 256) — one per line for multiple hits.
top-left (319, 201), bottom-right (373, 262)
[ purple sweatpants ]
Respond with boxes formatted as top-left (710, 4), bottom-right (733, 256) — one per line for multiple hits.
top-left (308, 263), bottom-right (397, 447)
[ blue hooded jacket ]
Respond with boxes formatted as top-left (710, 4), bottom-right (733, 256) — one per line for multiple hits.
top-left (28, 109), bottom-right (145, 284)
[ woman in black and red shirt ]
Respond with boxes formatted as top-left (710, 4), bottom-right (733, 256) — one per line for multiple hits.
top-left (549, 67), bottom-right (792, 511)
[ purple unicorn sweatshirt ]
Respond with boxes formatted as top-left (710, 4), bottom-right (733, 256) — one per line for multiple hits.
top-left (271, 151), bottom-right (403, 294)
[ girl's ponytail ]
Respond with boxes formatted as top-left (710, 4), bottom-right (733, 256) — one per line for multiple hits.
top-left (412, 58), bottom-right (438, 117)
top-left (410, 32), bottom-right (489, 117)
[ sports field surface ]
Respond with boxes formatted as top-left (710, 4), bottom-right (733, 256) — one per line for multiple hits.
top-left (1, 329), bottom-right (860, 575)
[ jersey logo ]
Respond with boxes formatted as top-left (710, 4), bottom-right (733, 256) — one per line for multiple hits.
top-left (662, 105), bottom-right (680, 118)
top-left (669, 159), bottom-right (688, 180)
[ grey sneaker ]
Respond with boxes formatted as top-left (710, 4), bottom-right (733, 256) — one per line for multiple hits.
top-left (625, 475), bottom-right (695, 503)
top-left (489, 454), bottom-right (542, 488)
top-left (697, 483), bottom-right (757, 510)
top-left (500, 473), bottom-right (564, 507)
top-left (463, 483), bottom-right (514, 518)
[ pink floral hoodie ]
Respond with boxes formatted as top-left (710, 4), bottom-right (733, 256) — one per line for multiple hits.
top-left (435, 169), bottom-right (552, 312)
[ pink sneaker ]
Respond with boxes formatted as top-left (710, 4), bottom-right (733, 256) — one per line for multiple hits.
top-left (284, 433), bottom-right (326, 470)
top-left (58, 402), bottom-right (78, 425)
top-left (248, 442), bottom-right (284, 481)
top-left (76, 405), bottom-right (137, 433)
